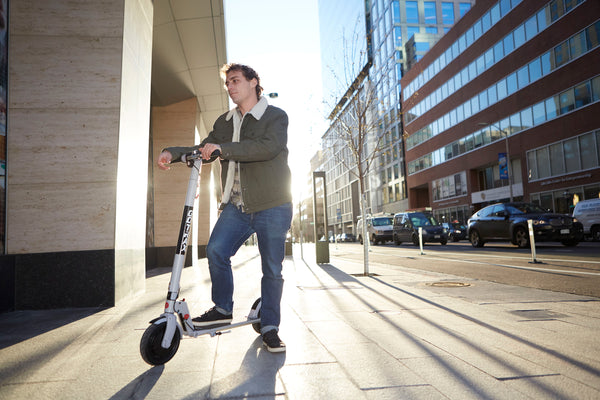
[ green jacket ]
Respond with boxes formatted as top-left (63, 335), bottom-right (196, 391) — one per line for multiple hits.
top-left (166, 102), bottom-right (292, 213)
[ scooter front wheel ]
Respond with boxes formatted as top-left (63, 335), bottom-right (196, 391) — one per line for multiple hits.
top-left (140, 320), bottom-right (180, 365)
top-left (250, 298), bottom-right (262, 334)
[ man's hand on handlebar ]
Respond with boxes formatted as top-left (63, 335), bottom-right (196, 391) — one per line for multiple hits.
top-left (201, 143), bottom-right (222, 161)
top-left (157, 150), bottom-right (173, 170)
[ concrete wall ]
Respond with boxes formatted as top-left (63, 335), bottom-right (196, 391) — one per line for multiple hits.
top-left (3, 0), bottom-right (153, 309)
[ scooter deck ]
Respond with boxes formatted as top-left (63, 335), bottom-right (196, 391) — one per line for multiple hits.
top-left (189, 318), bottom-right (260, 338)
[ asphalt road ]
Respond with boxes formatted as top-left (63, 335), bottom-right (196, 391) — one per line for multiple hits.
top-left (324, 240), bottom-right (600, 298)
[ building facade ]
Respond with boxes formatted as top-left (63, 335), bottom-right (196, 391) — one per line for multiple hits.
top-left (1, 0), bottom-right (229, 312)
top-left (401, 0), bottom-right (600, 224)
top-left (316, 0), bottom-right (473, 237)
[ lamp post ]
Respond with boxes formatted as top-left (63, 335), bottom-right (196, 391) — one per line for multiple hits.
top-left (478, 122), bottom-right (513, 202)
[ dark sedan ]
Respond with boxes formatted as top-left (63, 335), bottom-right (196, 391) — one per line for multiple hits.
top-left (467, 202), bottom-right (583, 248)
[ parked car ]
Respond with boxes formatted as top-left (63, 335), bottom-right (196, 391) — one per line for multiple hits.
top-left (357, 215), bottom-right (394, 245)
top-left (393, 212), bottom-right (448, 246)
top-left (572, 198), bottom-right (600, 241)
top-left (442, 222), bottom-right (467, 242)
top-left (338, 233), bottom-right (356, 242)
top-left (467, 202), bottom-right (583, 248)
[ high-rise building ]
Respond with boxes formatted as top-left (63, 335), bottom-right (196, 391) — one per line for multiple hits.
top-left (316, 0), bottom-right (473, 237)
top-left (401, 0), bottom-right (600, 224)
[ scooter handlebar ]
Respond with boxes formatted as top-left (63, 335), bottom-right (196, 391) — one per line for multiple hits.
top-left (180, 148), bottom-right (221, 165)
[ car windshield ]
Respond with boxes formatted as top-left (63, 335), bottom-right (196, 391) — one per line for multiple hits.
top-left (372, 217), bottom-right (393, 226)
top-left (410, 214), bottom-right (438, 227)
top-left (506, 203), bottom-right (547, 214)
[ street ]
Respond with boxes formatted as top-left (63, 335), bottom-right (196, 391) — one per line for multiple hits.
top-left (324, 240), bottom-right (600, 298)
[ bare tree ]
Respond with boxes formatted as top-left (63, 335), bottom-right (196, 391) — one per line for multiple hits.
top-left (322, 24), bottom-right (386, 275)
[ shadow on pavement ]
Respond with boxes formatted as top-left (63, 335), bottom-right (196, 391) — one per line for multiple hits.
top-left (183, 336), bottom-right (285, 400)
top-left (0, 307), bottom-right (106, 350)
top-left (109, 365), bottom-right (164, 400)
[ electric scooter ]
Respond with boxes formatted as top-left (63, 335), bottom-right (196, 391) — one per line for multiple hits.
top-left (140, 149), bottom-right (262, 366)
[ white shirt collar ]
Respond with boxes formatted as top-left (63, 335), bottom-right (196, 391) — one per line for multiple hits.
top-left (226, 96), bottom-right (269, 121)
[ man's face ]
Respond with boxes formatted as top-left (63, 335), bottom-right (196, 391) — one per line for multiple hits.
top-left (225, 70), bottom-right (257, 105)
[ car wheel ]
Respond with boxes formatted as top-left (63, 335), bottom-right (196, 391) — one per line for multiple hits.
top-left (440, 239), bottom-right (447, 245)
top-left (591, 226), bottom-right (600, 241)
top-left (561, 239), bottom-right (579, 247)
top-left (452, 236), bottom-right (459, 242)
top-left (394, 234), bottom-right (401, 246)
top-left (514, 227), bottom-right (530, 248)
top-left (412, 234), bottom-right (420, 246)
top-left (371, 234), bottom-right (377, 245)
top-left (469, 230), bottom-right (484, 247)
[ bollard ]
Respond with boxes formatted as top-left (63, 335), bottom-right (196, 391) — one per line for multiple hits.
top-left (527, 220), bottom-right (541, 264)
top-left (418, 227), bottom-right (425, 255)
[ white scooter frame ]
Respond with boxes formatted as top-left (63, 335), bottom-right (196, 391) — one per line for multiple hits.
top-left (140, 150), bottom-right (262, 366)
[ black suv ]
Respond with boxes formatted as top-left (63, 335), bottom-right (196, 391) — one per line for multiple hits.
top-left (467, 202), bottom-right (583, 248)
top-left (393, 212), bottom-right (448, 246)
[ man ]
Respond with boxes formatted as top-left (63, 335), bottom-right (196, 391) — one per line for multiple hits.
top-left (157, 63), bottom-right (292, 353)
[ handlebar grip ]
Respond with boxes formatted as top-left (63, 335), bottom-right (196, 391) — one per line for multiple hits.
top-left (202, 149), bottom-right (221, 163)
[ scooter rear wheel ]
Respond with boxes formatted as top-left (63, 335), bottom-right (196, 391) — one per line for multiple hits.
top-left (140, 320), bottom-right (180, 365)
top-left (250, 298), bottom-right (262, 334)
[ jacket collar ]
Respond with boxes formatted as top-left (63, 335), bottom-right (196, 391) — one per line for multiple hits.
top-left (226, 96), bottom-right (269, 121)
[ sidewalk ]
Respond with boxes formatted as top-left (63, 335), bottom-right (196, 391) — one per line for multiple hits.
top-left (1, 244), bottom-right (599, 399)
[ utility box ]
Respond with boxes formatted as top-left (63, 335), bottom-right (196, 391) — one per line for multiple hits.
top-left (316, 241), bottom-right (330, 263)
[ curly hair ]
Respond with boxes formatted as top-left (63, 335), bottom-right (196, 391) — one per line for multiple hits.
top-left (220, 63), bottom-right (264, 100)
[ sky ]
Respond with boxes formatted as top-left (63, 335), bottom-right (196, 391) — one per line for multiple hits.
top-left (223, 0), bottom-right (329, 200)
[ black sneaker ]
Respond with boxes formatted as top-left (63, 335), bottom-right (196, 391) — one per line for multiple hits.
top-left (262, 329), bottom-right (286, 353)
top-left (192, 307), bottom-right (232, 328)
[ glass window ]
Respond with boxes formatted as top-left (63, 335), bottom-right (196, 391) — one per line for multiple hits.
top-left (559, 88), bottom-right (575, 114)
top-left (488, 85), bottom-right (498, 104)
top-left (514, 24), bottom-right (526, 48)
top-left (564, 137), bottom-right (581, 172)
top-left (564, 0), bottom-right (578, 12)
top-left (461, 68), bottom-right (469, 85)
top-left (493, 41), bottom-right (504, 62)
top-left (464, 101), bottom-right (472, 119)
top-left (586, 21), bottom-right (600, 49)
top-left (426, 27), bottom-right (438, 34)
top-left (597, 131), bottom-right (600, 164)
top-left (536, 9), bottom-right (548, 32)
top-left (474, 130), bottom-right (483, 147)
top-left (466, 27), bottom-right (474, 47)
top-left (497, 79), bottom-right (508, 100)
top-left (468, 61), bottom-right (476, 79)
top-left (554, 41), bottom-right (570, 67)
top-left (521, 107), bottom-right (533, 129)
top-left (481, 13), bottom-right (491, 34)
top-left (424, 2), bottom-right (437, 24)
top-left (532, 101), bottom-right (546, 125)
top-left (407, 26), bottom-right (420, 39)
top-left (479, 91), bottom-right (488, 110)
top-left (524, 15), bottom-right (538, 41)
top-left (517, 65), bottom-right (529, 88)
top-left (442, 3), bottom-right (454, 24)
top-left (507, 72), bottom-right (518, 95)
top-left (510, 112), bottom-right (521, 133)
top-left (574, 82), bottom-right (592, 107)
top-left (503, 33), bottom-right (514, 55)
top-left (529, 57), bottom-right (542, 82)
top-left (490, 4), bottom-right (501, 25)
top-left (500, 0), bottom-right (511, 16)
top-left (550, 143), bottom-right (565, 176)
top-left (406, 1), bottom-right (419, 23)
top-left (540, 51), bottom-right (552, 75)
top-left (392, 0), bottom-right (401, 23)
top-left (569, 31), bottom-right (587, 60)
top-left (592, 76), bottom-right (600, 102)
top-left (484, 48), bottom-right (494, 69)
top-left (536, 147), bottom-right (551, 179)
top-left (527, 151), bottom-right (538, 180)
top-left (549, 0), bottom-right (565, 22)
top-left (459, 3), bottom-right (471, 18)
top-left (471, 96), bottom-right (479, 114)
top-left (580, 132), bottom-right (598, 170)
top-left (546, 96), bottom-right (559, 119)
top-left (474, 19), bottom-right (482, 40)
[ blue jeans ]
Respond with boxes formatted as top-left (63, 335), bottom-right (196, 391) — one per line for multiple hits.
top-left (205, 202), bottom-right (292, 334)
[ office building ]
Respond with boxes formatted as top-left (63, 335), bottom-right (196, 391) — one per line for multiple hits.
top-left (401, 0), bottom-right (600, 224)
